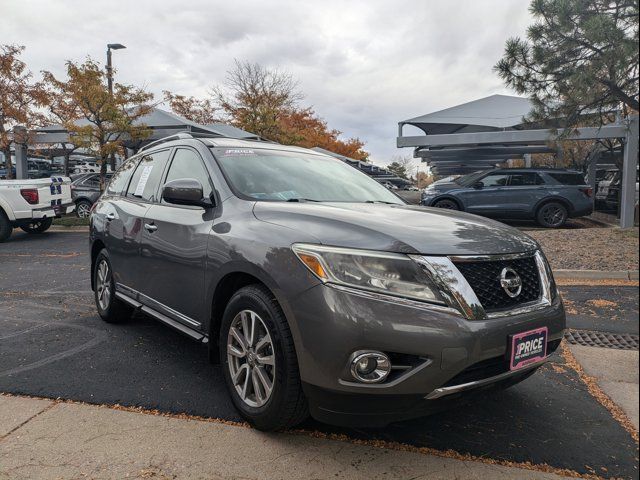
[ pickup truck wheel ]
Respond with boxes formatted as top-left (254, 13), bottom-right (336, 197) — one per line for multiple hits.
top-left (220, 284), bottom-right (308, 431)
top-left (536, 202), bottom-right (568, 228)
top-left (0, 211), bottom-right (12, 242)
top-left (76, 200), bottom-right (92, 218)
top-left (94, 249), bottom-right (131, 323)
top-left (19, 217), bottom-right (53, 234)
top-left (433, 199), bottom-right (460, 210)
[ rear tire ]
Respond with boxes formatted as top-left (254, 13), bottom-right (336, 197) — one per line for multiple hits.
top-left (536, 202), bottom-right (568, 228)
top-left (433, 198), bottom-right (460, 210)
top-left (76, 200), bottom-right (92, 218)
top-left (19, 217), bottom-right (53, 234)
top-left (94, 249), bottom-right (131, 323)
top-left (0, 210), bottom-right (12, 242)
top-left (220, 284), bottom-right (308, 431)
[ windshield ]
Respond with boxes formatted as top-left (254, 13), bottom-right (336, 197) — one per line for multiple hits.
top-left (211, 148), bottom-right (404, 204)
top-left (454, 170), bottom-right (488, 186)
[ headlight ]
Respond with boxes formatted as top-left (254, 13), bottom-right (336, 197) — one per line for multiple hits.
top-left (292, 244), bottom-right (445, 304)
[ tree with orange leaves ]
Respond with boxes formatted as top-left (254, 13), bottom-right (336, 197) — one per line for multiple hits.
top-left (0, 45), bottom-right (48, 179)
top-left (43, 58), bottom-right (154, 189)
top-left (162, 90), bottom-right (220, 125)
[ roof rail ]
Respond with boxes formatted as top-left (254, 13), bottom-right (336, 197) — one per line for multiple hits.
top-left (139, 132), bottom-right (194, 153)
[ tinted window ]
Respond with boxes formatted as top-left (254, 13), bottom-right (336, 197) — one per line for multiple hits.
top-left (547, 173), bottom-right (586, 185)
top-left (126, 150), bottom-right (171, 201)
top-left (212, 148), bottom-right (402, 203)
top-left (481, 174), bottom-right (509, 187)
top-left (83, 175), bottom-right (101, 188)
top-left (85, 173), bottom-right (112, 187)
top-left (164, 149), bottom-right (213, 199)
top-left (509, 173), bottom-right (544, 186)
top-left (107, 158), bottom-right (138, 195)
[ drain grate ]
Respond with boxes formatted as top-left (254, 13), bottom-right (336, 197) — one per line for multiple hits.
top-left (564, 330), bottom-right (639, 350)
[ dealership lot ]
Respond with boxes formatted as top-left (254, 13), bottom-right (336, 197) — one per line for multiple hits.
top-left (1, 231), bottom-right (638, 478)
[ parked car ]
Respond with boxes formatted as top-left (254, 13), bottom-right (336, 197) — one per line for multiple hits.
top-left (90, 134), bottom-right (565, 431)
top-left (72, 161), bottom-right (100, 174)
top-left (402, 185), bottom-right (420, 191)
top-left (71, 172), bottom-right (113, 217)
top-left (0, 176), bottom-right (75, 242)
top-left (421, 168), bottom-right (593, 228)
top-left (603, 167), bottom-right (640, 211)
top-left (595, 168), bottom-right (619, 205)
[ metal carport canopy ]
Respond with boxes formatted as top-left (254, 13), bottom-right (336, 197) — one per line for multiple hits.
top-left (397, 94), bottom-right (638, 228)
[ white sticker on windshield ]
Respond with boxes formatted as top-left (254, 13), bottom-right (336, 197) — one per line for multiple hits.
top-left (134, 165), bottom-right (154, 196)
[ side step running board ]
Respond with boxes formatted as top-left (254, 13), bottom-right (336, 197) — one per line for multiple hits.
top-left (115, 291), bottom-right (208, 343)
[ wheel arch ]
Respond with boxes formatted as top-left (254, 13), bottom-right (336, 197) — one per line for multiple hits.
top-left (90, 239), bottom-right (106, 291)
top-left (207, 267), bottom-right (287, 364)
top-left (431, 195), bottom-right (464, 210)
top-left (534, 196), bottom-right (573, 216)
top-left (0, 197), bottom-right (15, 221)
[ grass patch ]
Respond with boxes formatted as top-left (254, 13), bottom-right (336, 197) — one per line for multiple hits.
top-left (53, 216), bottom-right (89, 227)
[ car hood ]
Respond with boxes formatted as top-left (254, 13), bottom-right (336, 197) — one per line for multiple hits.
top-left (424, 182), bottom-right (460, 193)
top-left (253, 202), bottom-right (538, 256)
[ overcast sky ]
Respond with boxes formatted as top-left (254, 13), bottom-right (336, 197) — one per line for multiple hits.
top-left (1, 0), bottom-right (532, 169)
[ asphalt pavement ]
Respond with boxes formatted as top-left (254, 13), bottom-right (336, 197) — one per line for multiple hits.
top-left (1, 230), bottom-right (638, 478)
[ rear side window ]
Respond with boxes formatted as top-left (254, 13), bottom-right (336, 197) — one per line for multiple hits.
top-left (481, 174), bottom-right (509, 187)
top-left (163, 148), bottom-right (213, 201)
top-left (107, 159), bottom-right (138, 195)
top-left (509, 173), bottom-right (544, 186)
top-left (547, 173), bottom-right (586, 185)
top-left (126, 149), bottom-right (172, 201)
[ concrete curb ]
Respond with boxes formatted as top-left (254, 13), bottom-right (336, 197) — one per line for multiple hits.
top-left (49, 226), bottom-right (89, 232)
top-left (554, 269), bottom-right (639, 281)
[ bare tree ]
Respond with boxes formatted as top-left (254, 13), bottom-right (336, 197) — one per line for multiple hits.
top-left (212, 60), bottom-right (303, 141)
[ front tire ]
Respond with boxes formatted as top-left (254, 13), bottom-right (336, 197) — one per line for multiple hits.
top-left (536, 202), bottom-right (568, 228)
top-left (19, 217), bottom-right (53, 234)
top-left (220, 284), bottom-right (308, 431)
top-left (94, 249), bottom-right (131, 323)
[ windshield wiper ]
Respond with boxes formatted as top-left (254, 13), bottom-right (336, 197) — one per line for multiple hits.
top-left (286, 198), bottom-right (322, 202)
top-left (365, 200), bottom-right (396, 204)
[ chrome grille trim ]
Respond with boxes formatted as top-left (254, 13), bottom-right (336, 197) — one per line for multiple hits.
top-left (413, 250), bottom-right (554, 321)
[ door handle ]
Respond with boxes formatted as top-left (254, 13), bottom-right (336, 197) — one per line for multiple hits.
top-left (144, 223), bottom-right (158, 233)
top-left (105, 213), bottom-right (115, 221)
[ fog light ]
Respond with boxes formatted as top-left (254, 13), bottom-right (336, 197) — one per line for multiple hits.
top-left (350, 351), bottom-right (391, 383)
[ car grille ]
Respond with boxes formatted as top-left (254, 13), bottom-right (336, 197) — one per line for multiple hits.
top-left (453, 255), bottom-right (541, 313)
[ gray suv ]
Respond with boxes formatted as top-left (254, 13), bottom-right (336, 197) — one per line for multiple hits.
top-left (90, 133), bottom-right (565, 430)
top-left (421, 168), bottom-right (593, 228)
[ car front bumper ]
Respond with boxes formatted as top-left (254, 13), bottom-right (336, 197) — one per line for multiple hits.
top-left (288, 283), bottom-right (565, 426)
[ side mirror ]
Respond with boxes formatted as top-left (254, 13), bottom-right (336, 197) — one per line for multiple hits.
top-left (162, 178), bottom-right (214, 208)
top-left (473, 181), bottom-right (484, 189)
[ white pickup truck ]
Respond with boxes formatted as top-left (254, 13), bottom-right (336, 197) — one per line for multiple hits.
top-left (0, 177), bottom-right (75, 242)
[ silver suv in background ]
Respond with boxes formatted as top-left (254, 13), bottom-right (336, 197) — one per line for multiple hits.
top-left (421, 168), bottom-right (593, 227)
top-left (90, 134), bottom-right (565, 430)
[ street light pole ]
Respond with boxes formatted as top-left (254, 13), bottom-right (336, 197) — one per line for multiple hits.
top-left (105, 43), bottom-right (126, 174)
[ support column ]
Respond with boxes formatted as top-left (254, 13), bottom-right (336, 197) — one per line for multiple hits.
top-left (13, 126), bottom-right (28, 180)
top-left (524, 153), bottom-right (532, 168)
top-left (620, 115), bottom-right (639, 228)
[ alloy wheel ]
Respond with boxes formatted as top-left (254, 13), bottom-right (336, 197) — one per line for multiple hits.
top-left (95, 259), bottom-right (112, 310)
top-left (541, 204), bottom-right (566, 227)
top-left (227, 310), bottom-right (276, 408)
top-left (76, 202), bottom-right (91, 218)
